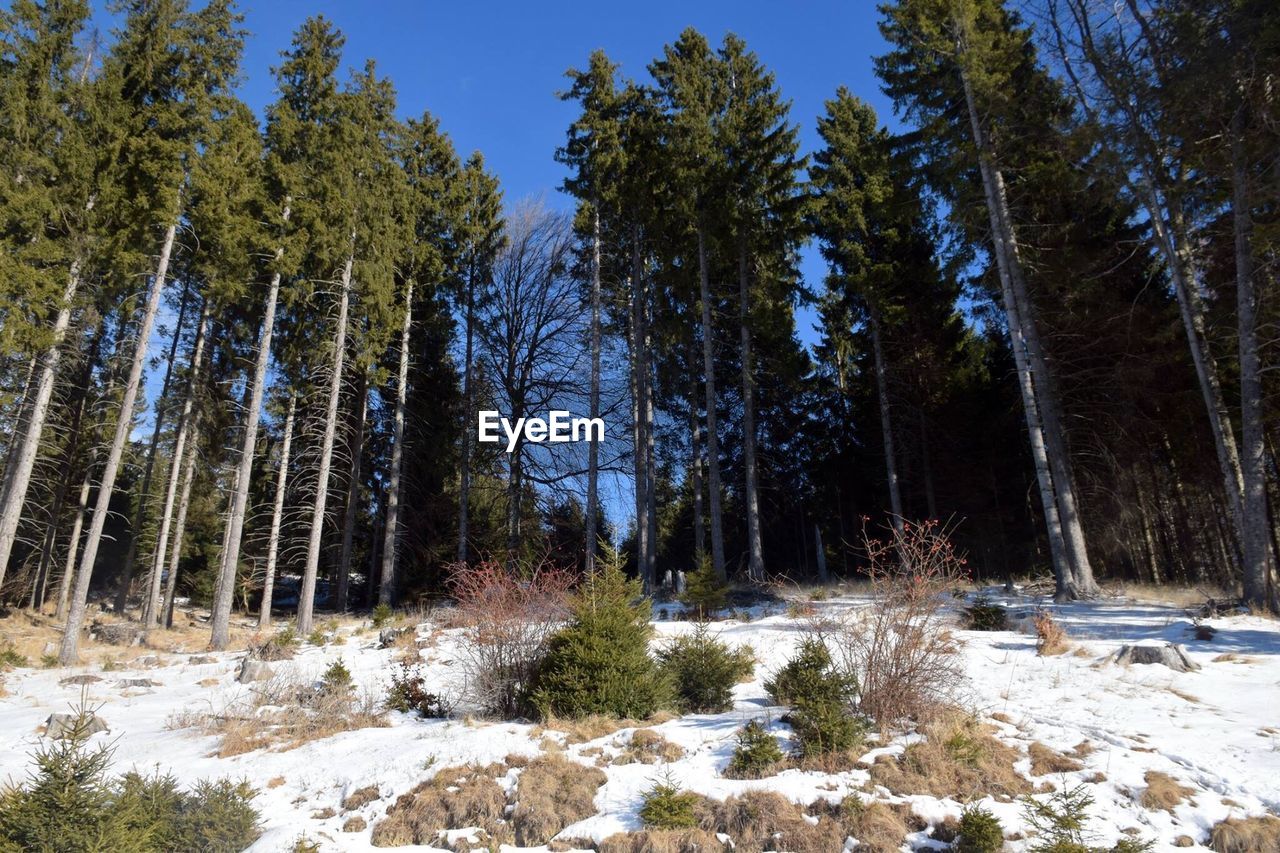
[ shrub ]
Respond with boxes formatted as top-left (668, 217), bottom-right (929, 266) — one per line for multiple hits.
top-left (321, 659), bottom-right (353, 694)
top-left (765, 636), bottom-right (863, 758)
top-left (964, 595), bottom-right (1008, 631)
top-left (447, 557), bottom-right (573, 718)
top-left (1033, 609), bottom-right (1070, 655)
top-left (680, 554), bottom-right (729, 618)
top-left (955, 805), bottom-right (1004, 853)
top-left (1021, 784), bottom-right (1095, 852)
top-left (0, 704), bottom-right (259, 852)
top-left (371, 603), bottom-right (393, 629)
top-left (251, 627), bottom-right (299, 661)
top-left (832, 520), bottom-right (967, 728)
top-left (869, 710), bottom-right (1031, 802)
top-left (725, 720), bottom-right (785, 779)
top-left (527, 544), bottom-right (668, 720)
top-left (765, 637), bottom-right (845, 706)
top-left (656, 623), bottom-right (753, 713)
top-left (385, 663), bottom-right (450, 717)
top-left (0, 643), bottom-right (27, 670)
top-left (638, 778), bottom-right (700, 830)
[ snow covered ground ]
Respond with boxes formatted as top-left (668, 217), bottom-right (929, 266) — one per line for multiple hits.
top-left (1, 588), bottom-right (1277, 851)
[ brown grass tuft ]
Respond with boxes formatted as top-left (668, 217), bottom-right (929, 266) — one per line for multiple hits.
top-left (1140, 771), bottom-right (1195, 812)
top-left (1208, 815), bottom-right (1280, 853)
top-left (597, 829), bottom-right (728, 852)
top-left (1028, 742), bottom-right (1084, 776)
top-left (343, 785), bottom-right (380, 811)
top-left (342, 816), bottom-right (367, 833)
top-left (612, 729), bottom-right (685, 765)
top-left (1033, 610), bottom-right (1071, 656)
top-left (370, 763), bottom-right (510, 847)
top-left (868, 710), bottom-right (1031, 801)
top-left (511, 754), bottom-right (607, 846)
top-left (704, 791), bottom-right (845, 853)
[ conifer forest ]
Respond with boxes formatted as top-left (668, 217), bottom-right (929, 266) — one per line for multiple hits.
top-left (1, 2), bottom-right (1279, 850)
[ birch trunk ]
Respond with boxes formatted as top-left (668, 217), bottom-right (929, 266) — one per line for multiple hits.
top-left (258, 394), bottom-right (295, 628)
top-left (585, 207), bottom-right (601, 572)
top-left (113, 282), bottom-right (191, 613)
top-left (868, 304), bottom-right (904, 533)
top-left (1231, 110), bottom-right (1272, 612)
top-left (211, 212), bottom-right (289, 646)
top-left (143, 303), bottom-right (208, 627)
top-left (696, 223), bottom-right (726, 581)
top-left (335, 369), bottom-right (367, 611)
top-left (0, 259), bottom-right (82, 587)
top-left (379, 283), bottom-right (412, 606)
top-left (160, 417), bottom-right (199, 628)
top-left (297, 252), bottom-right (353, 636)
top-left (737, 242), bottom-right (764, 581)
top-left (60, 221), bottom-right (176, 663)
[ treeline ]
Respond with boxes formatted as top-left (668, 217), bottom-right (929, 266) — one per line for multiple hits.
top-left (0, 0), bottom-right (1276, 658)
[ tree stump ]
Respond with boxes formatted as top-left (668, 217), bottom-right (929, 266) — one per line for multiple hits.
top-left (1111, 643), bottom-right (1200, 672)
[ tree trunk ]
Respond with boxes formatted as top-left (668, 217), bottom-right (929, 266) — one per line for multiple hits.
top-left (696, 222), bottom-right (726, 581)
top-left (869, 304), bottom-right (904, 533)
top-left (379, 283), bottom-right (412, 606)
top-left (738, 242), bottom-right (764, 581)
top-left (60, 221), bottom-right (176, 664)
top-left (814, 524), bottom-right (829, 583)
top-left (143, 302), bottom-right (208, 627)
top-left (211, 219), bottom-right (288, 647)
top-left (643, 286), bottom-right (658, 588)
top-left (0, 259), bottom-right (82, 588)
top-left (630, 228), bottom-right (650, 589)
top-left (1231, 109), bottom-right (1272, 612)
top-left (458, 261), bottom-right (475, 564)
top-left (585, 207), bottom-right (601, 572)
top-left (919, 409), bottom-right (938, 520)
top-left (688, 337), bottom-right (705, 562)
top-left (298, 251), bottom-right (353, 636)
top-left (335, 369), bottom-right (367, 611)
top-left (160, 415), bottom-right (200, 629)
top-left (259, 394), bottom-right (295, 629)
top-left (112, 280), bottom-right (191, 613)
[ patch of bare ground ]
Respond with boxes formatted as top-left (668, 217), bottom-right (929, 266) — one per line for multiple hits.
top-left (1208, 815), bottom-right (1280, 853)
top-left (609, 729), bottom-right (685, 765)
top-left (511, 754), bottom-right (607, 846)
top-left (596, 829), bottom-right (728, 852)
top-left (1028, 741), bottom-right (1084, 776)
top-left (167, 672), bottom-right (386, 757)
top-left (0, 608), bottom-right (260, 665)
top-left (370, 763), bottom-right (511, 848)
top-left (868, 710), bottom-right (1032, 801)
top-left (1139, 771), bottom-right (1195, 812)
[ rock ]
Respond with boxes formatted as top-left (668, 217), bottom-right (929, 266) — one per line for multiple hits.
top-left (378, 627), bottom-right (406, 649)
top-left (188, 655), bottom-right (214, 665)
top-left (118, 678), bottom-right (160, 688)
top-left (134, 655), bottom-right (162, 668)
top-left (1174, 836), bottom-right (1195, 847)
top-left (59, 674), bottom-right (102, 686)
top-left (1111, 643), bottom-right (1201, 672)
top-left (44, 712), bottom-right (108, 739)
top-left (90, 621), bottom-right (143, 647)
top-left (236, 659), bottom-right (274, 683)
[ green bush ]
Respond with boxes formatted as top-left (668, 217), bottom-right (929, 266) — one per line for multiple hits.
top-left (321, 659), bottom-right (353, 694)
top-left (726, 720), bottom-right (785, 779)
top-left (0, 706), bottom-right (259, 852)
top-left (0, 643), bottom-right (27, 670)
top-left (638, 778), bottom-right (700, 830)
top-left (252, 627), bottom-right (299, 661)
top-left (371, 602), bottom-right (393, 629)
top-left (765, 637), bottom-right (864, 757)
top-left (956, 805), bottom-right (1004, 853)
top-left (527, 543), bottom-right (668, 719)
top-left (1022, 785), bottom-right (1153, 853)
top-left (963, 595), bottom-right (1008, 631)
top-left (385, 663), bottom-right (450, 717)
top-left (680, 553), bottom-right (729, 618)
top-left (656, 623), bottom-right (754, 713)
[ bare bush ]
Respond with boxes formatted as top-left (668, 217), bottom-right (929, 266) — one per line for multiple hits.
top-left (830, 519), bottom-right (968, 729)
top-left (445, 559), bottom-right (573, 718)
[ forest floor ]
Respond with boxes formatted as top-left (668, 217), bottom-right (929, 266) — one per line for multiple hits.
top-left (1, 585), bottom-right (1278, 851)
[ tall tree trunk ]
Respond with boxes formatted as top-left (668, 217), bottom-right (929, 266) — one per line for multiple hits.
top-left (335, 369), bottom-right (367, 611)
top-left (643, 286), bottom-right (657, 588)
top-left (630, 228), bottom-right (650, 589)
top-left (112, 281), bottom-right (192, 613)
top-left (696, 222), bottom-right (726, 581)
top-left (737, 242), bottom-right (764, 581)
top-left (143, 302), bottom-right (208, 627)
top-left (211, 214), bottom-right (288, 647)
top-left (60, 222), bottom-right (176, 663)
top-left (259, 394), bottom-right (295, 628)
top-left (919, 409), bottom-right (938, 519)
top-left (585, 207), bottom-right (601, 572)
top-left (379, 283), bottom-right (412, 606)
top-left (868, 304), bottom-right (904, 533)
top-left (814, 523), bottom-right (829, 583)
top-left (298, 251), bottom-right (353, 636)
top-left (160, 415), bottom-right (200, 629)
top-left (0, 259), bottom-right (82, 588)
top-left (457, 262), bottom-right (475, 564)
top-left (688, 337), bottom-right (705, 562)
top-left (957, 64), bottom-right (1075, 599)
top-left (1231, 109), bottom-right (1272, 612)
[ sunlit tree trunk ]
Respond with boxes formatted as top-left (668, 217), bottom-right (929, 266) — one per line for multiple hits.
top-left (738, 243), bottom-right (764, 581)
top-left (161, 417), bottom-right (200, 629)
top-left (868, 304), bottom-right (904, 533)
top-left (335, 369), bottom-right (368, 611)
top-left (258, 394), bottom-right (295, 629)
top-left (696, 222), bottom-right (726, 581)
top-left (379, 283), bottom-right (412, 606)
top-left (585, 207), bottom-right (601, 572)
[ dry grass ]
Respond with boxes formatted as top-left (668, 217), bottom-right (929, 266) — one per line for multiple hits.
top-left (868, 710), bottom-right (1032, 802)
top-left (611, 730), bottom-right (685, 765)
top-left (342, 785), bottom-right (381, 811)
top-left (1208, 815), bottom-right (1280, 853)
top-left (511, 754), bottom-right (607, 846)
top-left (1140, 771), bottom-right (1195, 812)
top-left (342, 816), bottom-right (367, 833)
top-left (370, 763), bottom-right (511, 847)
top-left (597, 829), bottom-right (727, 852)
top-left (1028, 742), bottom-right (1084, 776)
top-left (704, 791), bottom-right (845, 853)
top-left (1111, 582), bottom-right (1235, 608)
top-left (169, 672), bottom-right (386, 757)
top-left (534, 712), bottom-right (678, 745)
top-left (1033, 610), bottom-right (1071, 656)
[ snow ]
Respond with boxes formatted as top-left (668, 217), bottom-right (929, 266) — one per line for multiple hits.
top-left (2, 588), bottom-right (1278, 851)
